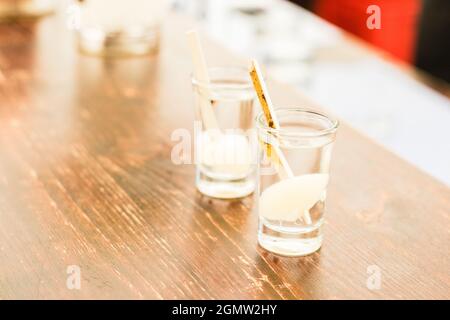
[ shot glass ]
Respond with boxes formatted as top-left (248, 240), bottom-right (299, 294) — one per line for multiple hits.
top-left (256, 108), bottom-right (339, 256)
top-left (192, 67), bottom-right (257, 199)
top-left (75, 0), bottom-right (167, 57)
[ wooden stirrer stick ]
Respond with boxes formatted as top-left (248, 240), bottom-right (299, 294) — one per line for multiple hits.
top-left (249, 60), bottom-right (312, 224)
top-left (186, 30), bottom-right (220, 134)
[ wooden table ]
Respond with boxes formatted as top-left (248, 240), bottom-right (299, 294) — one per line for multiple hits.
top-left (0, 12), bottom-right (449, 300)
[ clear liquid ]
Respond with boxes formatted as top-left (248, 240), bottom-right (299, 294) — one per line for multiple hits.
top-left (77, 0), bottom-right (166, 56)
top-left (196, 93), bottom-right (256, 199)
top-left (258, 132), bottom-right (334, 256)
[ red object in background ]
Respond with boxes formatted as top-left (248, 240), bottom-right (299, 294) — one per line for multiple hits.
top-left (314, 0), bottom-right (421, 63)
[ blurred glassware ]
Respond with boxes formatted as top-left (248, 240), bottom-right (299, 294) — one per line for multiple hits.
top-left (0, 0), bottom-right (55, 21)
top-left (170, 0), bottom-right (208, 20)
top-left (74, 0), bottom-right (168, 57)
top-left (179, 0), bottom-right (323, 87)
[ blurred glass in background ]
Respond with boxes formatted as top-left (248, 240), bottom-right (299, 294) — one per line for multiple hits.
top-left (0, 0), bottom-right (55, 20)
top-left (74, 0), bottom-right (168, 57)
top-left (173, 0), bottom-right (338, 86)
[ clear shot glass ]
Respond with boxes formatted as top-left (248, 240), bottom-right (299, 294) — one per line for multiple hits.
top-left (256, 108), bottom-right (339, 256)
top-left (192, 67), bottom-right (257, 199)
top-left (75, 0), bottom-right (167, 57)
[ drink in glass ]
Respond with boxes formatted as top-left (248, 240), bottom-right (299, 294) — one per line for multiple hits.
top-left (192, 67), bottom-right (257, 199)
top-left (256, 108), bottom-right (338, 256)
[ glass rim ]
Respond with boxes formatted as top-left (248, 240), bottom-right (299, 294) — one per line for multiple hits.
top-left (256, 108), bottom-right (339, 137)
top-left (78, 25), bottom-right (161, 41)
top-left (191, 66), bottom-right (254, 90)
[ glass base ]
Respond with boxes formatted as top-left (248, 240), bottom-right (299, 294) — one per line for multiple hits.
top-left (0, 0), bottom-right (54, 21)
top-left (258, 222), bottom-right (322, 257)
top-left (77, 26), bottom-right (160, 58)
top-left (196, 170), bottom-right (255, 199)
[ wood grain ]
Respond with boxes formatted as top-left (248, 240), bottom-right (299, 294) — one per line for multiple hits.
top-left (0, 13), bottom-right (449, 300)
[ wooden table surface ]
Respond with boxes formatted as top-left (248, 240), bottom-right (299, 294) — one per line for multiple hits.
top-left (0, 12), bottom-right (449, 300)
